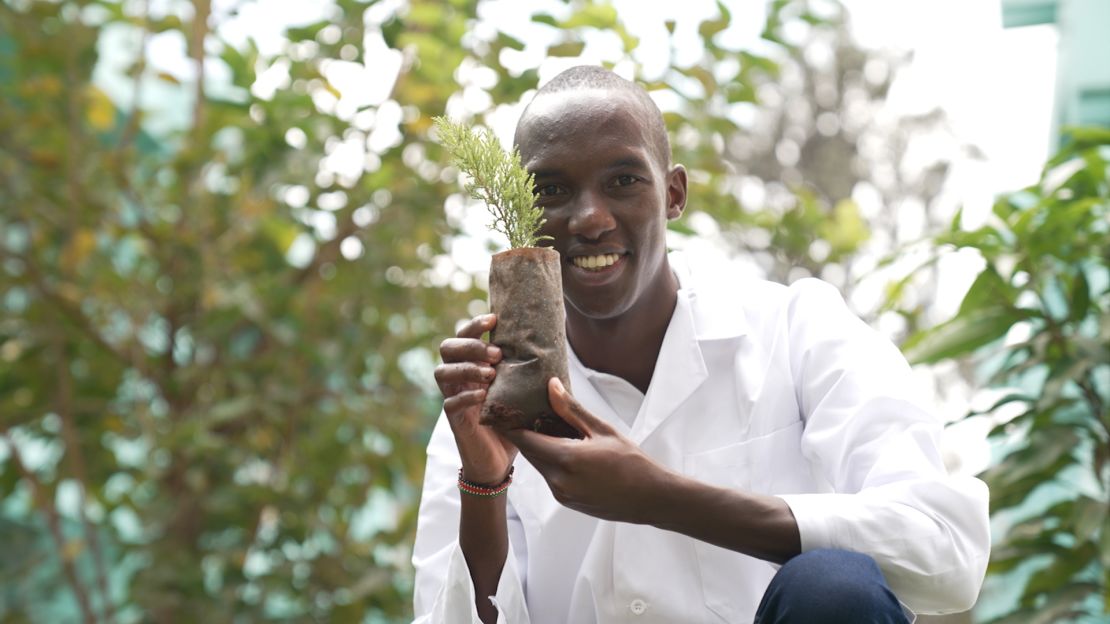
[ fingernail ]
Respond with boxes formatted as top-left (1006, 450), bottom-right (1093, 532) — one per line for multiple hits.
top-left (487, 346), bottom-right (500, 361)
top-left (552, 377), bottom-right (564, 393)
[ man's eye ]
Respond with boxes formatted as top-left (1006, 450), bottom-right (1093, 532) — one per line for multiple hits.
top-left (535, 184), bottom-right (560, 197)
top-left (614, 175), bottom-right (637, 187)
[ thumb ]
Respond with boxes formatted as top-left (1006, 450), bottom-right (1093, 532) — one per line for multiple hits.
top-left (548, 377), bottom-right (615, 438)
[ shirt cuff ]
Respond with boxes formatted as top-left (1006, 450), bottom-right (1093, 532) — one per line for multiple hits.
top-left (778, 493), bottom-right (842, 553)
top-left (432, 541), bottom-right (529, 624)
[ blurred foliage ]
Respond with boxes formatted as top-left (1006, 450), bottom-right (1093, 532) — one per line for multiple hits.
top-left (0, 0), bottom-right (991, 620)
top-left (903, 128), bottom-right (1110, 622)
top-left (717, 3), bottom-right (964, 306)
top-left (0, 0), bottom-right (830, 621)
top-left (1, 0), bottom-right (487, 619)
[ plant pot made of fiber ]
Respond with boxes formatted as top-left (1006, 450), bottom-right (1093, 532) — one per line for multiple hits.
top-left (480, 247), bottom-right (581, 438)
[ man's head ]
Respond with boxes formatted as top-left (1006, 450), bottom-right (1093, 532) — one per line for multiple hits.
top-left (513, 66), bottom-right (687, 323)
top-left (515, 65), bottom-right (671, 171)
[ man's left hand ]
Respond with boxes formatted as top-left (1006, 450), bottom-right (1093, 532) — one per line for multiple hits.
top-left (502, 377), bottom-right (673, 524)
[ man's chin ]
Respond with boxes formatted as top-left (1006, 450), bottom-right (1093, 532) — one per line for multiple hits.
top-left (564, 295), bottom-right (630, 323)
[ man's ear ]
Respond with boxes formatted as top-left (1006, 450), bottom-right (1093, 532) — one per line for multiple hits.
top-left (666, 164), bottom-right (688, 220)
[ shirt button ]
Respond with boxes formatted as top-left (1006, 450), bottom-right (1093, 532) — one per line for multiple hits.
top-left (629, 599), bottom-right (647, 615)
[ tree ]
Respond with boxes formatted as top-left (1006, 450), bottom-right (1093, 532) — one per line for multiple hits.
top-left (0, 0), bottom-right (801, 620)
top-left (0, 0), bottom-right (496, 619)
top-left (903, 128), bottom-right (1110, 622)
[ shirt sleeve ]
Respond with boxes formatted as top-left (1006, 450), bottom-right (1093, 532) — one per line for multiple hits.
top-left (777, 279), bottom-right (990, 615)
top-left (412, 412), bottom-right (531, 624)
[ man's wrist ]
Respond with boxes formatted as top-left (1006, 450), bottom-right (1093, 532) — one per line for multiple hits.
top-left (458, 466), bottom-right (514, 497)
top-left (459, 464), bottom-right (513, 486)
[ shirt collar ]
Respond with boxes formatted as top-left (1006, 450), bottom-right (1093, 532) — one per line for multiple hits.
top-left (670, 250), bottom-right (751, 342)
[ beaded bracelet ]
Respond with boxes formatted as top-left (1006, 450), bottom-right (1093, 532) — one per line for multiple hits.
top-left (457, 466), bottom-right (514, 497)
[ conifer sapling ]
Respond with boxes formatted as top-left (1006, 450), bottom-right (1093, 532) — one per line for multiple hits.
top-left (434, 116), bottom-right (579, 439)
top-left (433, 116), bottom-right (551, 249)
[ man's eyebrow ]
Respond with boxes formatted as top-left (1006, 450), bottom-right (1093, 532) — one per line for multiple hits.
top-left (529, 168), bottom-right (562, 180)
top-left (606, 155), bottom-right (651, 171)
top-left (529, 155), bottom-right (651, 179)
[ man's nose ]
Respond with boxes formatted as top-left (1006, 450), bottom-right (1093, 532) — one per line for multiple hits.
top-left (568, 191), bottom-right (616, 241)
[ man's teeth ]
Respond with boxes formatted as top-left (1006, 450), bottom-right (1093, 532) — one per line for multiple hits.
top-left (572, 254), bottom-right (620, 270)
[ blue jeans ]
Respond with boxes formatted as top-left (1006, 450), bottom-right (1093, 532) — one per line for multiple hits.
top-left (755, 549), bottom-right (910, 623)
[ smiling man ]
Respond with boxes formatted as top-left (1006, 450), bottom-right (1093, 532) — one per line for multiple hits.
top-left (414, 66), bottom-right (989, 624)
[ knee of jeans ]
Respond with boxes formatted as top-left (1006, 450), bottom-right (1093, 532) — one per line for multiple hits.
top-left (773, 549), bottom-right (898, 616)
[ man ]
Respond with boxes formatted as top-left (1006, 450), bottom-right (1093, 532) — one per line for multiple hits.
top-left (414, 65), bottom-right (989, 623)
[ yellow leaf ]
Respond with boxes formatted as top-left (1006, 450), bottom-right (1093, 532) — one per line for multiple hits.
top-left (62, 539), bottom-right (86, 562)
top-left (29, 148), bottom-right (60, 168)
top-left (61, 229), bottom-right (97, 272)
top-left (240, 196), bottom-right (273, 218)
top-left (821, 199), bottom-right (870, 253)
top-left (85, 87), bottom-right (116, 131)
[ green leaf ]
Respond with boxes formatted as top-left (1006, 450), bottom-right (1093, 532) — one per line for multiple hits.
top-left (957, 265), bottom-right (1013, 315)
top-left (679, 65), bottom-right (717, 96)
top-left (698, 15), bottom-right (729, 41)
top-left (1068, 268), bottom-right (1091, 322)
top-left (496, 32), bottom-right (525, 51)
top-left (1022, 542), bottom-right (1097, 604)
top-left (1015, 582), bottom-right (1098, 624)
top-left (697, 0), bottom-right (731, 42)
top-left (724, 82), bottom-right (757, 103)
top-left (286, 19), bottom-right (330, 43)
top-left (561, 4), bottom-right (618, 30)
top-left (739, 51), bottom-right (778, 76)
top-left (547, 40), bottom-right (585, 57)
top-left (1070, 495), bottom-right (1105, 544)
top-left (1099, 515), bottom-right (1110, 567)
top-left (903, 308), bottom-right (1029, 364)
top-left (531, 13), bottom-right (559, 27)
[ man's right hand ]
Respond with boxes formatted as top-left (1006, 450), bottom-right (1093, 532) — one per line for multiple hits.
top-left (434, 313), bottom-right (517, 485)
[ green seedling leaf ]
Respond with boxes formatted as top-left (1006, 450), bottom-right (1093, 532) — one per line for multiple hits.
top-left (433, 117), bottom-right (550, 249)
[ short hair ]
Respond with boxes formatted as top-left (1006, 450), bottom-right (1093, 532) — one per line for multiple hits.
top-left (522, 65), bottom-right (671, 168)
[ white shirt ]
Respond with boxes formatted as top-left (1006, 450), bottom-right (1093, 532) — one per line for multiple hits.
top-left (412, 253), bottom-right (990, 623)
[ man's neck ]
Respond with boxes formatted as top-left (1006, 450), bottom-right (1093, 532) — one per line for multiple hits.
top-left (565, 273), bottom-right (679, 395)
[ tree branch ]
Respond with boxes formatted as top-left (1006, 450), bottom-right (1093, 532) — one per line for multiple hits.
top-left (116, 0), bottom-right (151, 156)
top-left (55, 337), bottom-right (116, 623)
top-left (190, 0), bottom-right (211, 142)
top-left (4, 434), bottom-right (98, 624)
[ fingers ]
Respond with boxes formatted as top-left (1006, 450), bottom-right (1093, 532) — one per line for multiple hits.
top-left (502, 428), bottom-right (564, 470)
top-left (548, 377), bottom-right (615, 437)
top-left (436, 314), bottom-right (502, 400)
top-left (456, 313), bottom-right (497, 339)
top-left (440, 337), bottom-right (501, 365)
top-left (443, 388), bottom-right (487, 417)
top-left (436, 361), bottom-right (496, 384)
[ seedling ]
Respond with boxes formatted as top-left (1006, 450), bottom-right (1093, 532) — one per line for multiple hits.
top-left (433, 117), bottom-right (552, 249)
top-left (433, 116), bottom-right (579, 438)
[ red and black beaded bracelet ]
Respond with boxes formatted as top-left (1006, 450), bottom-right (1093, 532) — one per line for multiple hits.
top-left (457, 466), bottom-right (514, 497)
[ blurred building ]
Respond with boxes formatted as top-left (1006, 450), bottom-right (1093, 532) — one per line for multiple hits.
top-left (1002, 0), bottom-right (1110, 141)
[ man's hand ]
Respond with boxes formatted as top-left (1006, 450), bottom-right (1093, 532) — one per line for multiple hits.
top-left (503, 377), bottom-right (673, 524)
top-left (434, 314), bottom-right (516, 485)
top-left (507, 377), bottom-right (802, 564)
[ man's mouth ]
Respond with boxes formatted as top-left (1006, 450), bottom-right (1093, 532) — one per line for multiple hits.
top-left (571, 253), bottom-right (621, 271)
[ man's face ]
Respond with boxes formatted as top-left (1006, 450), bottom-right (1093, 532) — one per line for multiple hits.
top-left (515, 89), bottom-right (687, 322)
